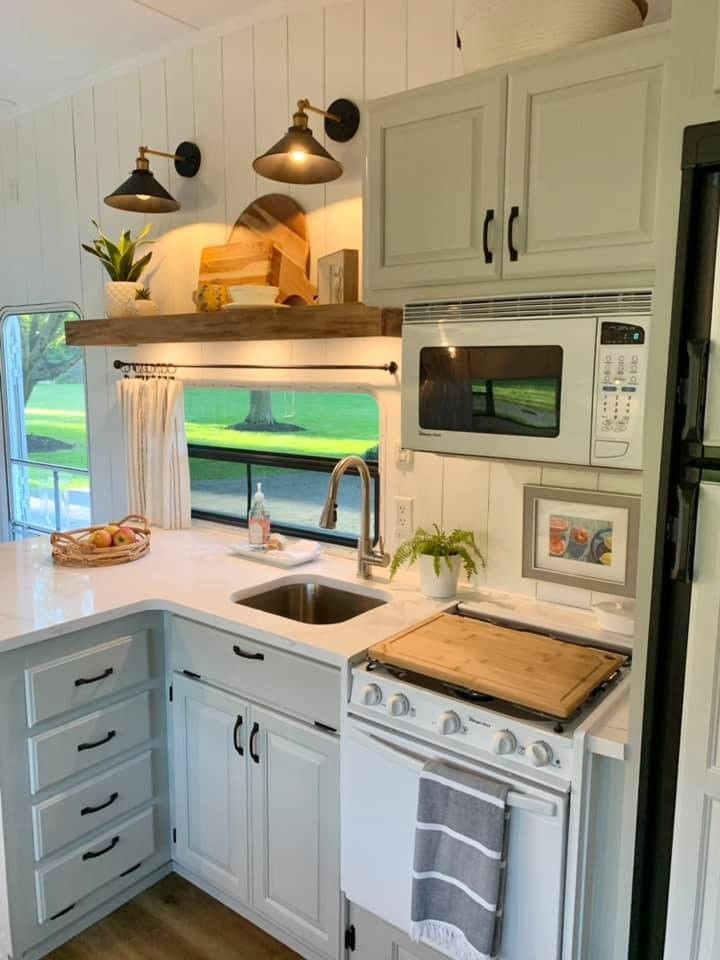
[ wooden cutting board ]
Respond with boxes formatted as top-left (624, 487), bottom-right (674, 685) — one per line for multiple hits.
top-left (230, 194), bottom-right (310, 272)
top-left (368, 614), bottom-right (626, 719)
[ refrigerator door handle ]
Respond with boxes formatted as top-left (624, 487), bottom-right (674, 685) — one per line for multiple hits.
top-left (670, 481), bottom-right (699, 582)
top-left (680, 339), bottom-right (710, 443)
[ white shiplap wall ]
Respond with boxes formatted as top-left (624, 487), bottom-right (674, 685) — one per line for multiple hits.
top-left (0, 0), bottom-right (642, 602)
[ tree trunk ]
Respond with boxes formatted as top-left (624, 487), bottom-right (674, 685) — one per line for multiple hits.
top-left (243, 390), bottom-right (277, 427)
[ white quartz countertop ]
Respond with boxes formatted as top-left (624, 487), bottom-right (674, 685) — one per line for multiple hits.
top-left (0, 525), bottom-right (632, 752)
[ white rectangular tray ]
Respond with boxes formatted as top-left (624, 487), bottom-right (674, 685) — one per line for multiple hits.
top-left (230, 539), bottom-right (322, 568)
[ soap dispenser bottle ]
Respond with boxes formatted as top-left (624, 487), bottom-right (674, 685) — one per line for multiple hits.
top-left (248, 482), bottom-right (271, 548)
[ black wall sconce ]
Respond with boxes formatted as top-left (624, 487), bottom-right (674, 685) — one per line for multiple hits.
top-left (104, 141), bottom-right (202, 213)
top-left (253, 98), bottom-right (360, 185)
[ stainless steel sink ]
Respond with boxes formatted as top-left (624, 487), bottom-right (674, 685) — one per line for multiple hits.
top-left (233, 579), bottom-right (388, 625)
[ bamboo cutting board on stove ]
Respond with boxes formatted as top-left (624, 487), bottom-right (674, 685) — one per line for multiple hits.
top-left (368, 613), bottom-right (625, 719)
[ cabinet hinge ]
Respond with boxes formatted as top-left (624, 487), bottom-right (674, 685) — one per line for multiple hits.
top-left (169, 684), bottom-right (173, 702)
top-left (344, 925), bottom-right (356, 952)
top-left (172, 828), bottom-right (177, 844)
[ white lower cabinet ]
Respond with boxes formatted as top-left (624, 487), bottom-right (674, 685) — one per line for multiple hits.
top-left (348, 904), bottom-right (444, 960)
top-left (250, 706), bottom-right (340, 958)
top-left (172, 674), bottom-right (341, 960)
top-left (172, 677), bottom-right (249, 905)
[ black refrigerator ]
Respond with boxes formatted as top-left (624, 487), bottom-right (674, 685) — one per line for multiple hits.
top-left (629, 120), bottom-right (720, 960)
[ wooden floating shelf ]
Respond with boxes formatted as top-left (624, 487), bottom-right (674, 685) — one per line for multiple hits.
top-left (65, 303), bottom-right (403, 347)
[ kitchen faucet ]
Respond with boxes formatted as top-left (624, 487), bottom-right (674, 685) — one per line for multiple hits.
top-left (319, 455), bottom-right (390, 579)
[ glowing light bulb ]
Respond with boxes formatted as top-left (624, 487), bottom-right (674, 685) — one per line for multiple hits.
top-left (290, 149), bottom-right (307, 163)
top-left (136, 194), bottom-right (151, 201)
top-left (448, 347), bottom-right (457, 359)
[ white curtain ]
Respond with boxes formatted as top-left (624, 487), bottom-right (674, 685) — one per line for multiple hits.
top-left (117, 377), bottom-right (192, 529)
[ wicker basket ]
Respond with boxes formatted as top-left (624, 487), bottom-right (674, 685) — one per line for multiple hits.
top-left (50, 515), bottom-right (151, 568)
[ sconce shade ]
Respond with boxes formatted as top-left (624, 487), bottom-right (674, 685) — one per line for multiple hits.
top-left (253, 126), bottom-right (343, 185)
top-left (104, 168), bottom-right (180, 214)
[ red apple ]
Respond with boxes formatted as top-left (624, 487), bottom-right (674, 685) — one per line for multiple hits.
top-left (91, 528), bottom-right (113, 548)
top-left (112, 527), bottom-right (136, 546)
top-left (105, 524), bottom-right (120, 536)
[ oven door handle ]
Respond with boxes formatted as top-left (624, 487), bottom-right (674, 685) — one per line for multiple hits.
top-left (351, 729), bottom-right (558, 818)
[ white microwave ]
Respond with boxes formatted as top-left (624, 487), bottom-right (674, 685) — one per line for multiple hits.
top-left (401, 293), bottom-right (650, 470)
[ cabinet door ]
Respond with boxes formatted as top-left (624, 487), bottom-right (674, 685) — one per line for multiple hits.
top-left (172, 675), bottom-right (249, 904)
top-left (250, 706), bottom-right (340, 958)
top-left (503, 32), bottom-right (665, 278)
top-left (365, 74), bottom-right (506, 294)
top-left (349, 904), bottom-right (445, 960)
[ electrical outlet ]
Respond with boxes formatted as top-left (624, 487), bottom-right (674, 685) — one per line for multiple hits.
top-left (395, 497), bottom-right (414, 540)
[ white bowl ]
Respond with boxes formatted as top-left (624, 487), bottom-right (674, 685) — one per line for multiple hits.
top-left (593, 599), bottom-right (635, 637)
top-left (228, 285), bottom-right (279, 305)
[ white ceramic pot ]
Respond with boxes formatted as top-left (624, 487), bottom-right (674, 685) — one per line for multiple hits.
top-left (132, 299), bottom-right (160, 317)
top-left (104, 281), bottom-right (140, 318)
top-left (418, 554), bottom-right (462, 599)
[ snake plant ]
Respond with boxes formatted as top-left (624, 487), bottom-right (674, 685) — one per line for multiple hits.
top-left (81, 219), bottom-right (153, 282)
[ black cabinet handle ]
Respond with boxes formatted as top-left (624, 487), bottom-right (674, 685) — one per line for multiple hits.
top-left (82, 835), bottom-right (119, 861)
top-left (50, 903), bottom-right (76, 921)
top-left (681, 339), bottom-right (710, 443)
top-left (233, 715), bottom-right (244, 756)
top-left (249, 721), bottom-right (260, 764)
top-left (233, 644), bottom-right (264, 661)
top-left (507, 205), bottom-right (520, 262)
top-left (482, 208), bottom-right (494, 264)
top-left (119, 861), bottom-right (143, 878)
top-left (77, 730), bottom-right (116, 752)
top-left (74, 667), bottom-right (114, 688)
top-left (81, 792), bottom-right (119, 817)
top-left (670, 481), bottom-right (699, 582)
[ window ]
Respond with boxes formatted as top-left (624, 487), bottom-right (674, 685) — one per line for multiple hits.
top-left (1, 308), bottom-right (90, 539)
top-left (185, 387), bottom-right (380, 546)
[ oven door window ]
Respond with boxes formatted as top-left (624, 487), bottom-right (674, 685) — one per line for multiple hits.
top-left (419, 345), bottom-right (563, 437)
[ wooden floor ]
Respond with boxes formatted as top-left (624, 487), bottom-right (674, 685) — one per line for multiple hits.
top-left (45, 874), bottom-right (301, 959)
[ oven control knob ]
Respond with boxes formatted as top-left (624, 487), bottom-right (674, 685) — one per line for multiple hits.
top-left (360, 683), bottom-right (382, 706)
top-left (387, 693), bottom-right (410, 717)
top-left (437, 710), bottom-right (462, 735)
top-left (527, 741), bottom-right (554, 767)
top-left (492, 730), bottom-right (517, 756)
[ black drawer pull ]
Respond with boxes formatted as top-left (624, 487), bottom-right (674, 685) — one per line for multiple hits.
top-left (120, 861), bottom-right (143, 878)
top-left (81, 792), bottom-right (119, 817)
top-left (249, 721), bottom-right (260, 764)
top-left (233, 644), bottom-right (264, 661)
top-left (482, 208), bottom-right (494, 264)
top-left (233, 715), bottom-right (244, 756)
top-left (82, 835), bottom-right (119, 861)
top-left (507, 205), bottom-right (520, 262)
top-left (50, 903), bottom-right (76, 921)
top-left (77, 730), bottom-right (116, 752)
top-left (74, 666), bottom-right (114, 688)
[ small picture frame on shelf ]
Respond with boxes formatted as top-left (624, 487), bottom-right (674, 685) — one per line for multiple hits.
top-left (522, 485), bottom-right (640, 597)
top-left (317, 249), bottom-right (359, 304)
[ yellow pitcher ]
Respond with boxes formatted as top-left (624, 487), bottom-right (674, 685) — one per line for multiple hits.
top-left (193, 283), bottom-right (229, 312)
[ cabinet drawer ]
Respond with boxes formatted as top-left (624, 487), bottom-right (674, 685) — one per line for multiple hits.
top-left (35, 807), bottom-right (155, 924)
top-left (28, 691), bottom-right (152, 794)
top-left (171, 619), bottom-right (340, 729)
top-left (32, 750), bottom-right (154, 860)
top-left (25, 632), bottom-right (150, 727)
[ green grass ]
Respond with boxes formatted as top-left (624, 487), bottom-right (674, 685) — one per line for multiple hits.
top-left (20, 384), bottom-right (379, 488)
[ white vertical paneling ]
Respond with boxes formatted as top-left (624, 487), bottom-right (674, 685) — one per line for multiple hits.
top-left (407, 0), bottom-right (455, 88)
top-left (442, 456), bottom-right (490, 584)
top-left (72, 88), bottom-right (104, 319)
top-left (222, 26), bottom-right (256, 222)
top-left (165, 47), bottom-right (197, 226)
top-left (14, 113), bottom-right (41, 306)
top-left (253, 17), bottom-right (289, 197)
top-left (93, 78), bottom-right (124, 240)
top-left (486, 461), bottom-right (542, 595)
top-left (325, 0), bottom-right (364, 279)
top-left (288, 7), bottom-right (326, 282)
top-left (0, 117), bottom-right (26, 305)
top-left (365, 0), bottom-right (408, 100)
top-left (540, 466), bottom-right (599, 491)
top-left (52, 98), bottom-right (83, 307)
top-left (33, 105), bottom-right (62, 303)
top-left (193, 38), bottom-right (227, 224)
top-left (139, 59), bottom-right (170, 242)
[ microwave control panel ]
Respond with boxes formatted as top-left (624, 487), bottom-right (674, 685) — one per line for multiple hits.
top-left (591, 320), bottom-right (647, 470)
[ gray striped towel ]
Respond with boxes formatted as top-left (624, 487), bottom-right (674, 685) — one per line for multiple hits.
top-left (410, 760), bottom-right (511, 960)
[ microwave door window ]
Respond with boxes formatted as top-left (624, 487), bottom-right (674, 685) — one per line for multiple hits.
top-left (419, 346), bottom-right (563, 437)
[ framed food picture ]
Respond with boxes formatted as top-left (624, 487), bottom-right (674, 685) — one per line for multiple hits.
top-left (317, 249), bottom-right (359, 304)
top-left (522, 486), bottom-right (641, 597)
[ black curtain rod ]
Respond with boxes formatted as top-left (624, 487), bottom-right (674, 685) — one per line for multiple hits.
top-left (113, 359), bottom-right (398, 375)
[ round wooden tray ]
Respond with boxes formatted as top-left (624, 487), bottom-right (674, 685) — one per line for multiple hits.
top-left (50, 515), bottom-right (151, 568)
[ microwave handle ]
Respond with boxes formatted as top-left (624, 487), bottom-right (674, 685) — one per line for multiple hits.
top-left (351, 729), bottom-right (558, 818)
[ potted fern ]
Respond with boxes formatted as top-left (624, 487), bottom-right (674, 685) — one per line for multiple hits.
top-left (390, 525), bottom-right (485, 599)
top-left (82, 220), bottom-right (153, 318)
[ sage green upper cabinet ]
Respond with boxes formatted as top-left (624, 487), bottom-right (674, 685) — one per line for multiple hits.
top-left (363, 27), bottom-right (667, 302)
top-left (364, 74), bottom-right (507, 292)
top-left (503, 30), bottom-right (665, 278)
